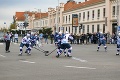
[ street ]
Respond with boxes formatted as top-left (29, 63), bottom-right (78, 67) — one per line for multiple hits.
top-left (0, 42), bottom-right (120, 80)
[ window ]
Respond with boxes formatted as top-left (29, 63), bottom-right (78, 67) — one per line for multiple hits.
top-left (87, 25), bottom-right (89, 33)
top-left (117, 5), bottom-right (119, 15)
top-left (66, 16), bottom-right (67, 23)
top-left (98, 9), bottom-right (100, 18)
top-left (69, 15), bottom-right (70, 22)
top-left (79, 13), bottom-right (81, 20)
top-left (92, 25), bottom-right (94, 33)
top-left (59, 27), bottom-right (60, 32)
top-left (103, 8), bottom-right (105, 17)
top-left (69, 27), bottom-right (70, 33)
top-left (83, 12), bottom-right (85, 20)
top-left (43, 21), bottom-right (44, 26)
top-left (87, 11), bottom-right (89, 20)
top-left (92, 10), bottom-right (94, 18)
top-left (63, 16), bottom-right (65, 23)
top-left (97, 24), bottom-right (100, 32)
top-left (72, 27), bottom-right (73, 33)
top-left (79, 26), bottom-right (81, 33)
top-left (58, 17), bottom-right (60, 23)
top-left (103, 24), bottom-right (105, 33)
top-left (82, 25), bottom-right (85, 33)
top-left (54, 18), bottom-right (55, 23)
top-left (66, 27), bottom-right (67, 31)
top-left (113, 6), bottom-right (115, 15)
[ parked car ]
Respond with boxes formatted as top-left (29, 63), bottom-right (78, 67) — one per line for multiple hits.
top-left (0, 32), bottom-right (5, 42)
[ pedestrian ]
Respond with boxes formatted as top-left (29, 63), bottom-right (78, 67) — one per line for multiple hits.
top-left (14, 32), bottom-right (18, 43)
top-left (4, 31), bottom-right (11, 53)
top-left (50, 33), bottom-right (54, 44)
top-left (44, 33), bottom-right (48, 44)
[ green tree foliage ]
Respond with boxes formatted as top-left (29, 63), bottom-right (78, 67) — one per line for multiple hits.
top-left (10, 23), bottom-right (16, 30)
top-left (39, 28), bottom-right (53, 35)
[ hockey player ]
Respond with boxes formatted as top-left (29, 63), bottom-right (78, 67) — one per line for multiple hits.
top-left (55, 32), bottom-right (64, 57)
top-left (97, 32), bottom-right (107, 52)
top-left (19, 34), bottom-right (32, 56)
top-left (56, 31), bottom-right (73, 58)
top-left (116, 33), bottom-right (120, 55)
top-left (56, 35), bottom-right (73, 58)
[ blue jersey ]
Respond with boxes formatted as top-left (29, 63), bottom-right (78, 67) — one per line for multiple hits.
top-left (117, 36), bottom-right (120, 45)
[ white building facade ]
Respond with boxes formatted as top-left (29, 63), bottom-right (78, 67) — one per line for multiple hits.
top-left (33, 0), bottom-right (120, 34)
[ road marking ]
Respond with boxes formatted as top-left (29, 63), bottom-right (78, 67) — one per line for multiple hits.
top-left (65, 66), bottom-right (96, 70)
top-left (72, 57), bottom-right (87, 62)
top-left (19, 60), bottom-right (36, 64)
top-left (0, 54), bottom-right (6, 57)
top-left (0, 43), bottom-right (4, 45)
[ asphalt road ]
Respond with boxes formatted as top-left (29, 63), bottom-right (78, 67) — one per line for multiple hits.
top-left (0, 42), bottom-right (120, 80)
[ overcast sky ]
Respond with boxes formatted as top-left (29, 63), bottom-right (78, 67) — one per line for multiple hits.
top-left (0, 0), bottom-right (83, 28)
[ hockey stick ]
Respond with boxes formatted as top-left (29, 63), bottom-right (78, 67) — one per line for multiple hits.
top-left (36, 44), bottom-right (49, 53)
top-left (33, 46), bottom-right (49, 53)
top-left (45, 47), bottom-right (58, 56)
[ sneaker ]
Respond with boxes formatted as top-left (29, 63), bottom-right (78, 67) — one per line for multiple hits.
top-left (18, 54), bottom-right (22, 56)
top-left (8, 50), bottom-right (10, 52)
top-left (97, 49), bottom-right (99, 51)
top-left (56, 54), bottom-right (59, 58)
top-left (116, 53), bottom-right (119, 55)
top-left (67, 54), bottom-right (72, 57)
top-left (25, 51), bottom-right (27, 53)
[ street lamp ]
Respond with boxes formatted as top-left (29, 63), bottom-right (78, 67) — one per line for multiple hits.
top-left (34, 8), bottom-right (41, 29)
top-left (117, 0), bottom-right (120, 26)
top-left (56, 0), bottom-right (59, 32)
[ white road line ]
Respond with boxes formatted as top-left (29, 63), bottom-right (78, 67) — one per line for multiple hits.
top-left (65, 66), bottom-right (96, 70)
top-left (0, 43), bottom-right (4, 45)
top-left (72, 57), bottom-right (87, 62)
top-left (0, 54), bottom-right (6, 57)
top-left (19, 60), bottom-right (36, 64)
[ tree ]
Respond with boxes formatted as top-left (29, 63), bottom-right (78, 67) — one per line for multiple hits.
top-left (39, 28), bottom-right (53, 35)
top-left (9, 23), bottom-right (16, 30)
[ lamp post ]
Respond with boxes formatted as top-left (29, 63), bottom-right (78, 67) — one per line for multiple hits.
top-left (34, 8), bottom-right (41, 29)
top-left (117, 0), bottom-right (120, 26)
top-left (56, 0), bottom-right (59, 32)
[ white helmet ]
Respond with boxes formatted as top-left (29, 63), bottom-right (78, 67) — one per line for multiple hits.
top-left (27, 34), bottom-right (30, 37)
top-left (59, 31), bottom-right (62, 34)
top-left (100, 32), bottom-right (103, 34)
top-left (66, 31), bottom-right (69, 34)
top-left (118, 33), bottom-right (120, 36)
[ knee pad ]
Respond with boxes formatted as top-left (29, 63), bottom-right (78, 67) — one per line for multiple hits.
top-left (59, 49), bottom-right (63, 54)
top-left (20, 47), bottom-right (23, 51)
top-left (68, 47), bottom-right (72, 53)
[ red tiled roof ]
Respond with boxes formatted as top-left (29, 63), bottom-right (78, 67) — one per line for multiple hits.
top-left (15, 12), bottom-right (48, 21)
top-left (64, 0), bottom-right (105, 11)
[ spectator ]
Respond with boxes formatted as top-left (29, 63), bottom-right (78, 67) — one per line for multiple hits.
top-left (50, 33), bottom-right (54, 44)
top-left (4, 31), bottom-right (11, 53)
top-left (14, 32), bottom-right (18, 43)
top-left (44, 33), bottom-right (48, 44)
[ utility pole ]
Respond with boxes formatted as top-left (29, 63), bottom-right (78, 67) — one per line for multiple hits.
top-left (24, 11), bottom-right (29, 35)
top-left (56, 0), bottom-right (59, 32)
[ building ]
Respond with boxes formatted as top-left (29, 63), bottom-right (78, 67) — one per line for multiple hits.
top-left (15, 0), bottom-right (120, 34)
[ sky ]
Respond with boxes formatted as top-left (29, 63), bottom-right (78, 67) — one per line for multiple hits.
top-left (0, 0), bottom-right (83, 28)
